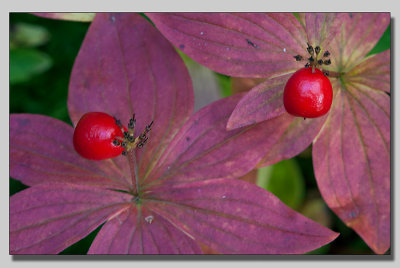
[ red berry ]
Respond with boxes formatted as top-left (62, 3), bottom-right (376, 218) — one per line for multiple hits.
top-left (73, 112), bottom-right (125, 160)
top-left (283, 67), bottom-right (333, 118)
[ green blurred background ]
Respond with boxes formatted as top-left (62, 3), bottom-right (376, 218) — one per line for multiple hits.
top-left (9, 13), bottom-right (391, 255)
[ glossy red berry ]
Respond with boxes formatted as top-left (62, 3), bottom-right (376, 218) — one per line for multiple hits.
top-left (283, 67), bottom-right (333, 118)
top-left (73, 112), bottom-right (125, 160)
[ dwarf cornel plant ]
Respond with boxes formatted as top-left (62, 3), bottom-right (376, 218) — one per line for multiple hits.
top-left (147, 12), bottom-right (390, 254)
top-left (10, 13), bottom-right (339, 254)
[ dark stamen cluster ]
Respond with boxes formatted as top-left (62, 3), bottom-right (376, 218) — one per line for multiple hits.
top-left (307, 43), bottom-right (314, 54)
top-left (293, 43), bottom-right (332, 76)
top-left (294, 55), bottom-right (303, 61)
top-left (113, 113), bottom-right (154, 155)
top-left (314, 46), bottom-right (321, 55)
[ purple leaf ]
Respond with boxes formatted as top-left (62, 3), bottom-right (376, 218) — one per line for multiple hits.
top-left (146, 179), bottom-right (339, 254)
top-left (10, 114), bottom-right (132, 189)
top-left (10, 183), bottom-right (131, 254)
top-left (304, 13), bottom-right (346, 50)
top-left (312, 86), bottom-right (390, 254)
top-left (257, 113), bottom-right (327, 167)
top-left (147, 13), bottom-right (307, 78)
top-left (346, 50), bottom-right (390, 93)
top-left (141, 94), bottom-right (290, 189)
top-left (227, 74), bottom-right (291, 130)
top-left (32, 12), bottom-right (95, 22)
top-left (328, 13), bottom-right (390, 73)
top-left (88, 207), bottom-right (202, 254)
top-left (68, 13), bottom-right (194, 186)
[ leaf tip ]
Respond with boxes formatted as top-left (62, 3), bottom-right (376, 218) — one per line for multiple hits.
top-left (373, 247), bottom-right (390, 255)
top-left (330, 231), bottom-right (340, 242)
top-left (226, 113), bottom-right (256, 131)
top-left (226, 117), bottom-right (236, 131)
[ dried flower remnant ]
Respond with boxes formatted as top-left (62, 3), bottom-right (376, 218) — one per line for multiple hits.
top-left (294, 43), bottom-right (333, 72)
